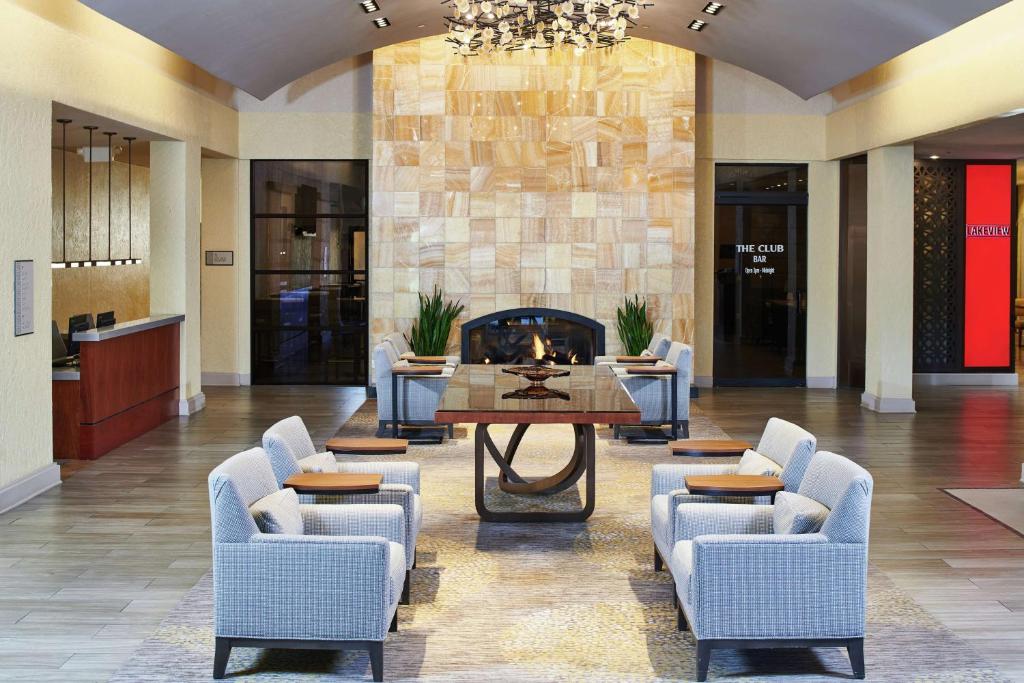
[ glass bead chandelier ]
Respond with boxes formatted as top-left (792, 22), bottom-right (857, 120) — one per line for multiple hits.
top-left (444, 0), bottom-right (653, 56)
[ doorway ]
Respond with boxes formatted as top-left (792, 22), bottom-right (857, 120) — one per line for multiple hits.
top-left (250, 160), bottom-right (369, 385)
top-left (713, 164), bottom-right (808, 386)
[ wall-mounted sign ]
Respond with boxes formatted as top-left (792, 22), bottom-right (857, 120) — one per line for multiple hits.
top-left (963, 163), bottom-right (1013, 368)
top-left (205, 250), bottom-right (234, 266)
top-left (13, 260), bottom-right (33, 337)
top-left (736, 243), bottom-right (785, 276)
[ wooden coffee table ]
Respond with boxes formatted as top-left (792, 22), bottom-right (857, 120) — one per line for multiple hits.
top-left (283, 473), bottom-right (383, 495)
top-left (684, 474), bottom-right (784, 502)
top-left (669, 439), bottom-right (752, 457)
top-left (325, 437), bottom-right (408, 455)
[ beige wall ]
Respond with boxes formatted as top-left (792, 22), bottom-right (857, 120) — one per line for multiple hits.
top-left (200, 158), bottom-right (241, 382)
top-left (51, 150), bottom-right (150, 329)
top-left (0, 0), bottom-right (237, 492)
top-left (694, 57), bottom-right (840, 385)
top-left (370, 36), bottom-right (696, 357)
top-left (827, 1), bottom-right (1024, 159)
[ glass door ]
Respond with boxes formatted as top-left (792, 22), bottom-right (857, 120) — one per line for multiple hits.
top-left (251, 160), bottom-right (369, 385)
top-left (713, 165), bottom-right (808, 385)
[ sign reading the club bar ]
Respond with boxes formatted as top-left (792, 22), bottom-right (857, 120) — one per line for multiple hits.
top-left (737, 243), bottom-right (785, 275)
top-left (963, 163), bottom-right (1013, 369)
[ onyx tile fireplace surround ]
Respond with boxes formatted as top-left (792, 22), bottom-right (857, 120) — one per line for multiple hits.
top-left (461, 308), bottom-right (605, 365)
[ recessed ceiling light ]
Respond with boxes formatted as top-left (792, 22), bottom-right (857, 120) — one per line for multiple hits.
top-left (703, 2), bottom-right (724, 15)
top-left (688, 19), bottom-right (706, 31)
top-left (929, 154), bottom-right (941, 160)
top-left (360, 0), bottom-right (379, 12)
top-left (373, 16), bottom-right (391, 28)
top-left (417, 23), bottom-right (425, 28)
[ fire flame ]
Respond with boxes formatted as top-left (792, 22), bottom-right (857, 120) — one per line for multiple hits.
top-left (569, 350), bottom-right (578, 365)
top-left (531, 333), bottom-right (546, 361)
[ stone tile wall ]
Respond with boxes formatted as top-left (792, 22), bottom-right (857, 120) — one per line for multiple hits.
top-left (371, 36), bottom-right (694, 355)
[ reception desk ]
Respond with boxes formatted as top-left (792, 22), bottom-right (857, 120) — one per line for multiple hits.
top-left (53, 315), bottom-right (183, 460)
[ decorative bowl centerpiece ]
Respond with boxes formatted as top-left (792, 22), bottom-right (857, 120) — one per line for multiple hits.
top-left (501, 385), bottom-right (571, 402)
top-left (502, 365), bottom-right (570, 384)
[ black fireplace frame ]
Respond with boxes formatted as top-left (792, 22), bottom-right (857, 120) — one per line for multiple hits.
top-left (460, 308), bottom-right (606, 364)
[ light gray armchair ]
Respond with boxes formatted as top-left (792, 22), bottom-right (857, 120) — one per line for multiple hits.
top-left (262, 415), bottom-right (422, 604)
top-left (208, 447), bottom-right (406, 681)
top-left (612, 341), bottom-right (692, 442)
top-left (384, 331), bottom-right (460, 366)
top-left (650, 417), bottom-right (816, 572)
top-left (669, 451), bottom-right (873, 681)
top-left (373, 341), bottom-right (454, 440)
top-left (594, 332), bottom-right (672, 365)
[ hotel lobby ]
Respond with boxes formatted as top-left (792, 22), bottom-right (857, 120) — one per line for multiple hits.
top-left (3, 0), bottom-right (1024, 680)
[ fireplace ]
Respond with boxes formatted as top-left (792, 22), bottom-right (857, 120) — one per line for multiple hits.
top-left (461, 308), bottom-right (605, 365)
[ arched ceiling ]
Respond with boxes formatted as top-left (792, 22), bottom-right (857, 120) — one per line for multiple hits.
top-left (79, 0), bottom-right (1008, 100)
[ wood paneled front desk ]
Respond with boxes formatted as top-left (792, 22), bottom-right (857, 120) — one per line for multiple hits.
top-left (53, 315), bottom-right (183, 460)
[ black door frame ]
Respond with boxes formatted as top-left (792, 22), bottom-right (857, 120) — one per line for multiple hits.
top-left (713, 164), bottom-right (809, 387)
top-left (249, 159), bottom-right (370, 386)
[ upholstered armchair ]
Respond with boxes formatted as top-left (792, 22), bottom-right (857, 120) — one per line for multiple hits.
top-left (384, 331), bottom-right (460, 366)
top-left (208, 447), bottom-right (406, 681)
top-left (594, 332), bottom-right (672, 365)
top-left (669, 451), bottom-right (873, 681)
top-left (373, 341), bottom-right (454, 439)
top-left (650, 417), bottom-right (816, 572)
top-left (611, 341), bottom-right (692, 441)
top-left (262, 415), bottom-right (422, 603)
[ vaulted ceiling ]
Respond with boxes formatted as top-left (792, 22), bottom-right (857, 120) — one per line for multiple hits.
top-left (80, 0), bottom-right (1008, 100)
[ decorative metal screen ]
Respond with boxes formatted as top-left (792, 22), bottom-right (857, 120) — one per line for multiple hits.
top-left (913, 161), bottom-right (963, 372)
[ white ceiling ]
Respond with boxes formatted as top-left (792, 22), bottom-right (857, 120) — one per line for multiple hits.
top-left (915, 113), bottom-right (1024, 160)
top-left (79, 0), bottom-right (1008, 100)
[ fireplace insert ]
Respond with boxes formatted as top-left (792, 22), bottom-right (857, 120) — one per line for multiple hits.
top-left (461, 308), bottom-right (605, 365)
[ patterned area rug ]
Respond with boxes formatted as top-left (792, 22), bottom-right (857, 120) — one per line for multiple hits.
top-left (113, 404), bottom-right (1006, 682)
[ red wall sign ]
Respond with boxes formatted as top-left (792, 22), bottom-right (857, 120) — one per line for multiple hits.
top-left (963, 164), bottom-right (1013, 368)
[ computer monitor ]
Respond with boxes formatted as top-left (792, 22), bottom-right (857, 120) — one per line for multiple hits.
top-left (67, 313), bottom-right (93, 356)
top-left (51, 320), bottom-right (68, 362)
top-left (96, 310), bottom-right (115, 328)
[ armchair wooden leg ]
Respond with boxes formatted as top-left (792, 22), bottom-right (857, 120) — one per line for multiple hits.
top-left (848, 638), bottom-right (865, 679)
top-left (653, 544), bottom-right (663, 572)
top-left (671, 583), bottom-right (677, 608)
top-left (213, 637), bottom-right (231, 679)
top-left (448, 423), bottom-right (454, 439)
top-left (695, 640), bottom-right (711, 682)
top-left (680, 420), bottom-right (689, 439)
top-left (412, 550), bottom-right (417, 569)
top-left (400, 570), bottom-right (410, 605)
top-left (369, 641), bottom-right (384, 682)
top-left (389, 611), bottom-right (398, 633)
top-left (676, 605), bottom-right (688, 631)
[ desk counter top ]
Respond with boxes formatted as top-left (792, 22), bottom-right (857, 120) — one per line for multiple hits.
top-left (72, 314), bottom-right (184, 342)
top-left (52, 367), bottom-right (81, 382)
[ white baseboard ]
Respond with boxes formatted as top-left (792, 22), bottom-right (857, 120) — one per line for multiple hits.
top-left (913, 372), bottom-right (1018, 387)
top-left (694, 375), bottom-right (713, 388)
top-left (860, 391), bottom-right (916, 413)
top-left (0, 464), bottom-right (61, 514)
top-left (201, 372), bottom-right (251, 386)
top-left (806, 376), bottom-right (837, 389)
top-left (178, 391), bottom-right (206, 416)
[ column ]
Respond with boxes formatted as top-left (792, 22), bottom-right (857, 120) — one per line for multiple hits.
top-left (862, 145), bottom-right (915, 413)
top-left (150, 140), bottom-right (204, 415)
top-left (806, 160), bottom-right (840, 388)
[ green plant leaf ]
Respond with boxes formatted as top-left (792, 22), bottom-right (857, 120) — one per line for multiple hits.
top-left (615, 294), bottom-right (655, 356)
top-left (404, 286), bottom-right (465, 356)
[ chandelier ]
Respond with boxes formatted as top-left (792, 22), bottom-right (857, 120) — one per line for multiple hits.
top-left (444, 1), bottom-right (653, 56)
